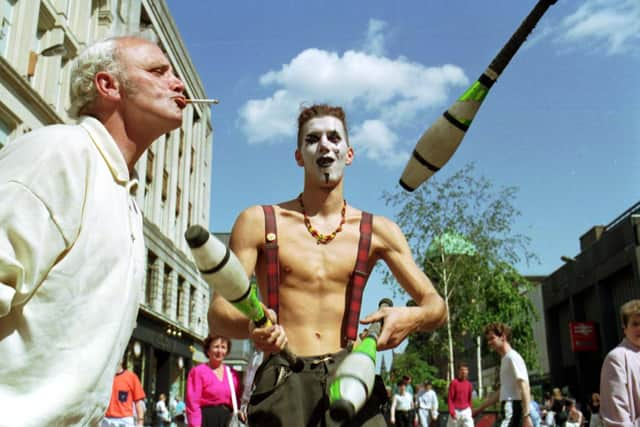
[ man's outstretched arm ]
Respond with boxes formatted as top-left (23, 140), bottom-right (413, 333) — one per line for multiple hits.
top-left (360, 215), bottom-right (446, 350)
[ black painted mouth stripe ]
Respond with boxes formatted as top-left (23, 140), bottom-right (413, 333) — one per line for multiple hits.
top-left (443, 111), bottom-right (470, 132)
top-left (412, 149), bottom-right (440, 173)
top-left (201, 246), bottom-right (231, 275)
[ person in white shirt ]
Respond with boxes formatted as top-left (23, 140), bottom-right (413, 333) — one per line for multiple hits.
top-left (0, 32), bottom-right (186, 427)
top-left (474, 322), bottom-right (533, 427)
top-left (392, 382), bottom-right (415, 427)
top-left (418, 381), bottom-right (439, 427)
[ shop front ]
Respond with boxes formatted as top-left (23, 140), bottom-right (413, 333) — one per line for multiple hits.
top-left (124, 311), bottom-right (204, 424)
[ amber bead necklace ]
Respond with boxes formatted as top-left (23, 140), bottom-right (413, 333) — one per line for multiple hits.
top-left (298, 193), bottom-right (346, 244)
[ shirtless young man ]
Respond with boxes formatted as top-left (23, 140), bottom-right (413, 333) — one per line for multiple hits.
top-left (209, 104), bottom-right (446, 426)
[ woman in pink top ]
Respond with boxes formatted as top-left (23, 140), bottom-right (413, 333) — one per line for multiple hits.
top-left (186, 335), bottom-right (242, 427)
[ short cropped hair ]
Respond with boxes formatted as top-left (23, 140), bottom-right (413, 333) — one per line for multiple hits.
top-left (203, 334), bottom-right (232, 357)
top-left (620, 299), bottom-right (640, 328)
top-left (457, 362), bottom-right (469, 370)
top-left (484, 322), bottom-right (512, 342)
top-left (296, 104), bottom-right (349, 149)
top-left (68, 30), bottom-right (158, 119)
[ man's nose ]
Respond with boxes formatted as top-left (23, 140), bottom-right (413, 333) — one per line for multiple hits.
top-left (170, 73), bottom-right (185, 94)
top-left (319, 135), bottom-right (332, 151)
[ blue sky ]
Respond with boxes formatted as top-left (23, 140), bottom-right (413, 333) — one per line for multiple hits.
top-left (165, 0), bottom-right (639, 358)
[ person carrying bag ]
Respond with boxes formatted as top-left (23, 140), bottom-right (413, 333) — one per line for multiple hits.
top-left (226, 366), bottom-right (247, 427)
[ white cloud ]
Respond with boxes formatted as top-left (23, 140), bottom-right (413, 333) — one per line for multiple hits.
top-left (363, 19), bottom-right (387, 56)
top-left (239, 90), bottom-right (299, 144)
top-left (238, 21), bottom-right (469, 167)
top-left (351, 120), bottom-right (409, 168)
top-left (558, 0), bottom-right (640, 55)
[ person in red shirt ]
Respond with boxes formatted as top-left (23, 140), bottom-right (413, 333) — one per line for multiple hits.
top-left (447, 363), bottom-right (474, 427)
top-left (102, 360), bottom-right (146, 427)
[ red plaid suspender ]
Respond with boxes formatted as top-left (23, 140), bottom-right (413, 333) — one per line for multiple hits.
top-left (342, 212), bottom-right (373, 345)
top-left (261, 206), bottom-right (373, 344)
top-left (262, 205), bottom-right (280, 316)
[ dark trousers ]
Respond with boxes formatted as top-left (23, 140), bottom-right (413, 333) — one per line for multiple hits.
top-left (201, 405), bottom-right (232, 427)
top-left (395, 410), bottom-right (413, 427)
top-left (248, 350), bottom-right (388, 427)
top-left (501, 400), bottom-right (523, 427)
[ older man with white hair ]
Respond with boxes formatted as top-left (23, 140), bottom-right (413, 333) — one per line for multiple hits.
top-left (0, 32), bottom-right (186, 426)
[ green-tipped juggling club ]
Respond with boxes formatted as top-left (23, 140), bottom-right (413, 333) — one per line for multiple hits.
top-left (185, 225), bottom-right (304, 372)
top-left (329, 298), bottom-right (393, 421)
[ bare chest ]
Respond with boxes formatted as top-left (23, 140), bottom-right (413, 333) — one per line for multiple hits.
top-left (257, 217), bottom-right (364, 292)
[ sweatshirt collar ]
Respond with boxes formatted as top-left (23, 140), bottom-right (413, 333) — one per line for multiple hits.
top-left (79, 115), bottom-right (133, 186)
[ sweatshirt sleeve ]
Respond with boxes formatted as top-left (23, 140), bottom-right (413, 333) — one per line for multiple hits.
top-left (600, 350), bottom-right (639, 427)
top-left (0, 181), bottom-right (67, 317)
top-left (0, 126), bottom-right (88, 317)
top-left (448, 382), bottom-right (455, 418)
top-left (186, 367), bottom-right (203, 426)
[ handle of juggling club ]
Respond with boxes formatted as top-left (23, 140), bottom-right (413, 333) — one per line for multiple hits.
top-left (252, 313), bottom-right (304, 372)
top-left (184, 225), bottom-right (304, 372)
top-left (365, 297), bottom-right (393, 339)
top-left (489, 0), bottom-right (557, 76)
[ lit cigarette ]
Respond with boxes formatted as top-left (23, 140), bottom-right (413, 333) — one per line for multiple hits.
top-left (185, 98), bottom-right (220, 104)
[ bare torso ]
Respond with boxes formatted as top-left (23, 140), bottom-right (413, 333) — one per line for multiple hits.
top-left (218, 192), bottom-right (444, 356)
top-left (253, 201), bottom-right (374, 356)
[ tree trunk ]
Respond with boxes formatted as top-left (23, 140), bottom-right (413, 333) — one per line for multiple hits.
top-left (442, 256), bottom-right (455, 381)
top-left (477, 335), bottom-right (483, 398)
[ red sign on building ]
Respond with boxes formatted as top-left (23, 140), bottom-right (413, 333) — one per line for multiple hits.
top-left (569, 321), bottom-right (598, 352)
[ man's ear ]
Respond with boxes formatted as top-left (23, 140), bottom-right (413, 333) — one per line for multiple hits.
top-left (94, 71), bottom-right (121, 102)
top-left (345, 146), bottom-right (354, 166)
top-left (295, 149), bottom-right (304, 166)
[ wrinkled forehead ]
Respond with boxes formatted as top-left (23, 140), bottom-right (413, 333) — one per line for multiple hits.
top-left (117, 38), bottom-right (168, 67)
top-left (301, 116), bottom-right (347, 138)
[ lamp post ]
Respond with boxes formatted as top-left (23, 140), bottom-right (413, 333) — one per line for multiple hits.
top-left (27, 43), bottom-right (68, 77)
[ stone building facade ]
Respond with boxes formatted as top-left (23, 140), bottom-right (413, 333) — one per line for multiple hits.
top-left (0, 0), bottom-right (214, 417)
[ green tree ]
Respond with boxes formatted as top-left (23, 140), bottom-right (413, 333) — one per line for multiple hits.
top-left (390, 351), bottom-right (446, 391)
top-left (382, 163), bottom-right (539, 385)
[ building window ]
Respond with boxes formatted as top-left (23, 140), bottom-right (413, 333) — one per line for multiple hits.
top-left (175, 187), bottom-right (181, 217)
top-left (145, 251), bottom-right (157, 305)
top-left (161, 169), bottom-right (168, 202)
top-left (0, 0), bottom-right (17, 57)
top-left (188, 286), bottom-right (195, 327)
top-left (163, 265), bottom-right (173, 313)
top-left (178, 129), bottom-right (184, 158)
top-left (0, 117), bottom-right (12, 150)
top-left (139, 4), bottom-right (152, 30)
top-left (164, 132), bottom-right (171, 158)
top-left (176, 276), bottom-right (185, 321)
top-left (146, 151), bottom-right (154, 185)
top-left (30, 4), bottom-right (57, 88)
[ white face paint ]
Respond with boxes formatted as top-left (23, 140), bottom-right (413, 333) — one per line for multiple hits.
top-left (297, 116), bottom-right (352, 186)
